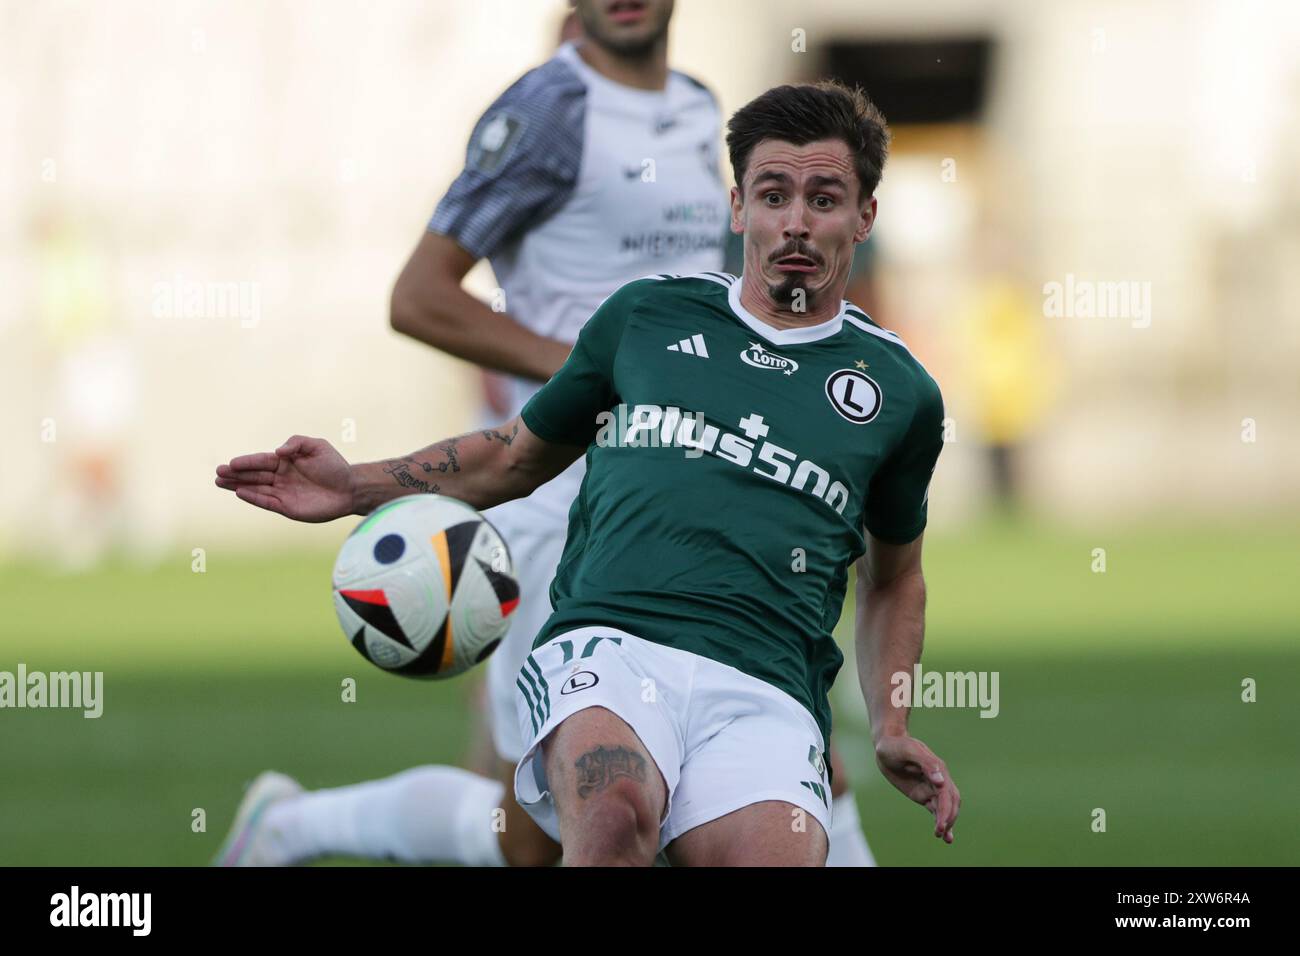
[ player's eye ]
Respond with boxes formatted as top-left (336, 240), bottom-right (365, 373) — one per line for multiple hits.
top-left (812, 195), bottom-right (835, 209)
top-left (763, 191), bottom-right (785, 205)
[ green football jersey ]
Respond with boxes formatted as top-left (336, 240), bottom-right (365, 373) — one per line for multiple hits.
top-left (520, 272), bottom-right (944, 746)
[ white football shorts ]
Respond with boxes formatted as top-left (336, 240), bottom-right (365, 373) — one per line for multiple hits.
top-left (513, 626), bottom-right (833, 851)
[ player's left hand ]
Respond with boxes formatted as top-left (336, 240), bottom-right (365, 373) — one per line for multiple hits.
top-left (874, 734), bottom-right (961, 843)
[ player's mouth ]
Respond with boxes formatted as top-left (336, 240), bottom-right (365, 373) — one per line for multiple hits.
top-left (606, 0), bottom-right (648, 26)
top-left (773, 254), bottom-right (819, 274)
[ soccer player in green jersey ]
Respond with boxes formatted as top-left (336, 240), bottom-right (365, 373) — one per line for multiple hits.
top-left (215, 80), bottom-right (960, 866)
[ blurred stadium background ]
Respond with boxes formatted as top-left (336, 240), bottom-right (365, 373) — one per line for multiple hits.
top-left (1, 0), bottom-right (1297, 865)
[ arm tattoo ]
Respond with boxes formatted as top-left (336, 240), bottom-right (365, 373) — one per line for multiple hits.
top-left (573, 745), bottom-right (647, 799)
top-left (434, 437), bottom-right (461, 473)
top-left (482, 423), bottom-right (519, 447)
top-left (379, 433), bottom-right (465, 493)
top-left (382, 459), bottom-right (440, 494)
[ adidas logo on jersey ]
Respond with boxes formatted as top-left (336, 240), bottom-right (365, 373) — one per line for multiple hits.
top-left (667, 334), bottom-right (709, 358)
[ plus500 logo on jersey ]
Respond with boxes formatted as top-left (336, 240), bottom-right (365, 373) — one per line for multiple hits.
top-left (595, 404), bottom-right (850, 514)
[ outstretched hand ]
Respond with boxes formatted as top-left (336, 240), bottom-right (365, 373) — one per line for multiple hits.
top-left (875, 733), bottom-right (961, 844)
top-left (214, 435), bottom-right (355, 523)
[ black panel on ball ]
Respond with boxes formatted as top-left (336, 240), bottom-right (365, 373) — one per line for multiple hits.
top-left (443, 520), bottom-right (481, 597)
top-left (350, 625), bottom-right (373, 662)
top-left (475, 557), bottom-right (520, 605)
top-left (341, 591), bottom-right (414, 649)
top-left (393, 614), bottom-right (451, 679)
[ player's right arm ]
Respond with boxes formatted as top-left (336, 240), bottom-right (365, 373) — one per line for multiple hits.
top-left (390, 232), bottom-right (569, 382)
top-left (390, 66), bottom-right (586, 382)
top-left (213, 417), bottom-right (581, 523)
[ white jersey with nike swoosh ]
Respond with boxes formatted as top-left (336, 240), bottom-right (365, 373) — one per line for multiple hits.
top-left (428, 40), bottom-right (729, 520)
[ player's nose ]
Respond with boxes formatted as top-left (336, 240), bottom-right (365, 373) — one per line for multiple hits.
top-left (780, 199), bottom-right (812, 240)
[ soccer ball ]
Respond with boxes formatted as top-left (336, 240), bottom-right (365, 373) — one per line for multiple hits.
top-left (332, 494), bottom-right (519, 679)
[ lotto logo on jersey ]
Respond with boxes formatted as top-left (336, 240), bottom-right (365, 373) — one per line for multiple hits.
top-left (594, 404), bottom-right (851, 514)
top-left (740, 342), bottom-right (799, 376)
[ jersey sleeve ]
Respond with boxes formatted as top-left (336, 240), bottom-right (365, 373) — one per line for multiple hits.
top-left (427, 60), bottom-right (585, 260)
top-left (519, 280), bottom-right (650, 447)
top-left (863, 373), bottom-right (945, 544)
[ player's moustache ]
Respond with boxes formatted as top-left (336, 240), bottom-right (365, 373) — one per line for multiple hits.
top-left (768, 240), bottom-right (823, 265)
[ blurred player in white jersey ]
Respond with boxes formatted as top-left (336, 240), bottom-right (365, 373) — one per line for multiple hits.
top-left (217, 0), bottom-right (875, 867)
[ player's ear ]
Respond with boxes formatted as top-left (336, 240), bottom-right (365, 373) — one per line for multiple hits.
top-left (729, 184), bottom-right (745, 235)
top-left (853, 195), bottom-right (877, 244)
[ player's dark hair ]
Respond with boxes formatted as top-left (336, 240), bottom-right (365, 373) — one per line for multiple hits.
top-left (726, 80), bottom-right (890, 200)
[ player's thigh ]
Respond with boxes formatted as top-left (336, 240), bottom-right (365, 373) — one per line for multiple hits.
top-left (542, 705), bottom-right (668, 839)
top-left (666, 799), bottom-right (828, 867)
top-left (513, 630), bottom-right (686, 854)
top-left (661, 664), bottom-right (832, 865)
top-left (493, 758), bottom-right (560, 868)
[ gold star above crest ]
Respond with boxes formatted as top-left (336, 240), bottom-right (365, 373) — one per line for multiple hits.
top-left (854, 360), bottom-right (869, 370)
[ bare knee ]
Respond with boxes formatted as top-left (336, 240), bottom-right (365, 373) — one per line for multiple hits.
top-left (546, 725), bottom-right (665, 866)
top-left (563, 774), bottom-right (659, 866)
top-left (542, 708), bottom-right (667, 866)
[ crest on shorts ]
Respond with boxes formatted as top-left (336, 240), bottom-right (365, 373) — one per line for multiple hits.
top-left (560, 670), bottom-right (599, 695)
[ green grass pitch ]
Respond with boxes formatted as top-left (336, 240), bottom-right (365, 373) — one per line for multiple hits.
top-left (1, 519), bottom-right (1296, 865)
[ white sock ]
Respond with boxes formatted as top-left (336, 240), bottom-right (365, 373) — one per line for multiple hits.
top-left (826, 792), bottom-right (877, 867)
top-left (262, 766), bottom-right (508, 866)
